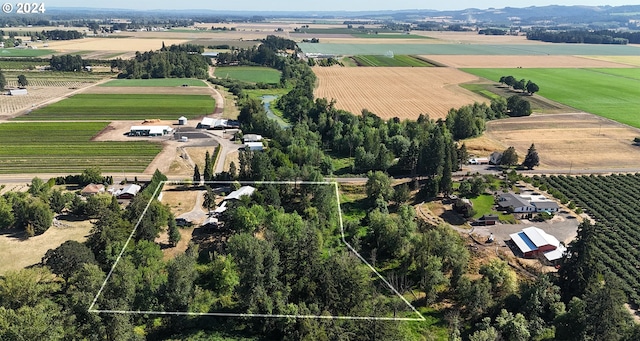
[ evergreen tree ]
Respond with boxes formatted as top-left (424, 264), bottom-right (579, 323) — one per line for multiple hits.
top-left (522, 143), bottom-right (540, 170)
top-left (168, 215), bottom-right (181, 247)
top-left (17, 74), bottom-right (28, 87)
top-left (193, 164), bottom-right (201, 184)
top-left (0, 69), bottom-right (6, 91)
top-left (203, 151), bottom-right (212, 182)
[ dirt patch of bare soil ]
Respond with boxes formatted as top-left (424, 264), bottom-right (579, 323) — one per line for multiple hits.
top-left (484, 112), bottom-right (640, 170)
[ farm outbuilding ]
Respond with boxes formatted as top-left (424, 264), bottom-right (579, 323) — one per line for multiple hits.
top-left (509, 226), bottom-right (566, 261)
top-left (115, 184), bottom-right (142, 199)
top-left (9, 89), bottom-right (28, 96)
top-left (129, 125), bottom-right (174, 137)
top-left (178, 116), bottom-right (188, 125)
top-left (242, 134), bottom-right (263, 143)
top-left (224, 186), bottom-right (256, 201)
top-left (243, 142), bottom-right (264, 151)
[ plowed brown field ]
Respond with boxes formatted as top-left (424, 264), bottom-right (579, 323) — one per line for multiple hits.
top-left (313, 67), bottom-right (487, 120)
top-left (422, 55), bottom-right (635, 68)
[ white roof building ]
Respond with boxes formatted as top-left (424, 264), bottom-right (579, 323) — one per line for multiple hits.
top-left (244, 142), bottom-right (264, 151)
top-left (509, 226), bottom-right (566, 261)
top-left (114, 184), bottom-right (142, 198)
top-left (129, 125), bottom-right (173, 136)
top-left (243, 134), bottom-right (263, 142)
top-left (224, 186), bottom-right (256, 201)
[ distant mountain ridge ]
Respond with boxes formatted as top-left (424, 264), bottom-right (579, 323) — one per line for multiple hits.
top-left (40, 5), bottom-right (640, 25)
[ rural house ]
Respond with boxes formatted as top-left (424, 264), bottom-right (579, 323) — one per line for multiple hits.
top-left (498, 193), bottom-right (535, 213)
top-left (509, 226), bottom-right (566, 261)
top-left (80, 183), bottom-right (105, 196)
top-left (489, 151), bottom-right (502, 165)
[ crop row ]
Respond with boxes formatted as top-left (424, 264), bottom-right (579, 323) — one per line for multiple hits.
top-left (15, 94), bottom-right (215, 121)
top-left (0, 122), bottom-right (161, 174)
top-left (534, 174), bottom-right (640, 305)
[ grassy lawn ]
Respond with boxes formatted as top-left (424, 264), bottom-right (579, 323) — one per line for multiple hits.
top-left (100, 78), bottom-right (206, 87)
top-left (470, 193), bottom-right (515, 222)
top-left (463, 68), bottom-right (640, 128)
top-left (0, 48), bottom-right (54, 57)
top-left (460, 83), bottom-right (502, 100)
top-left (16, 94), bottom-right (215, 121)
top-left (214, 66), bottom-right (282, 84)
top-left (352, 55), bottom-right (434, 67)
top-left (0, 122), bottom-right (161, 173)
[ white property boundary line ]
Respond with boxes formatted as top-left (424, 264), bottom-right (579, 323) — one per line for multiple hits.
top-left (88, 181), bottom-right (426, 322)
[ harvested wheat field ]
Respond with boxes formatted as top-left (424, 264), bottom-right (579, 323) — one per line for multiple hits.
top-left (581, 55), bottom-right (640, 67)
top-left (46, 38), bottom-right (190, 52)
top-left (313, 67), bottom-right (487, 120)
top-left (415, 31), bottom-right (539, 44)
top-left (481, 113), bottom-right (640, 170)
top-left (422, 55), bottom-right (634, 68)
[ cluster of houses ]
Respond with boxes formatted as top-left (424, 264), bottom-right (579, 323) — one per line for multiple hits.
top-left (80, 183), bottom-right (141, 200)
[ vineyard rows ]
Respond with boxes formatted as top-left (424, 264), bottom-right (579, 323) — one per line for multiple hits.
top-left (533, 174), bottom-right (640, 305)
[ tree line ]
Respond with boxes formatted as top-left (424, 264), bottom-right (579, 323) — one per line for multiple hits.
top-left (527, 29), bottom-right (633, 44)
top-left (499, 75), bottom-right (539, 95)
top-left (110, 43), bottom-right (210, 79)
top-left (29, 29), bottom-right (84, 41)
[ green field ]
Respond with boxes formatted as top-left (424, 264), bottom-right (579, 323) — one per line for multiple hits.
top-left (0, 60), bottom-right (45, 69)
top-left (352, 55), bottom-right (434, 67)
top-left (350, 33), bottom-right (432, 39)
top-left (100, 78), bottom-right (206, 87)
top-left (299, 43), bottom-right (640, 56)
top-left (462, 68), bottom-right (640, 128)
top-left (16, 94), bottom-right (215, 121)
top-left (0, 122), bottom-right (161, 173)
top-left (460, 84), bottom-right (502, 100)
top-left (214, 66), bottom-right (282, 84)
top-left (0, 48), bottom-right (54, 57)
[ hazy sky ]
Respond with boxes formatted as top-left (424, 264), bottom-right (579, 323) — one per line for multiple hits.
top-left (52, 1), bottom-right (638, 11)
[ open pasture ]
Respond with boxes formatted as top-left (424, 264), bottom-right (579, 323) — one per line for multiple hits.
top-left (351, 55), bottom-right (433, 67)
top-left (0, 122), bottom-right (161, 173)
top-left (313, 67), bottom-right (486, 120)
top-left (213, 66), bottom-right (281, 84)
top-left (44, 37), bottom-right (190, 52)
top-left (299, 43), bottom-right (640, 56)
top-left (0, 223), bottom-right (92, 275)
top-left (100, 78), bottom-right (206, 87)
top-left (422, 55), bottom-right (634, 68)
top-left (463, 68), bottom-right (640, 128)
top-left (476, 113), bottom-right (640, 170)
top-left (0, 48), bottom-right (54, 57)
top-left (16, 94), bottom-right (215, 121)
